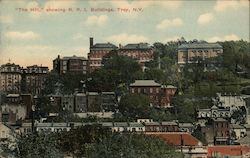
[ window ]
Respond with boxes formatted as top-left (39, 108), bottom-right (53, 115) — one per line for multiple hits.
top-left (138, 88), bottom-right (141, 93)
top-left (150, 88), bottom-right (153, 93)
top-left (131, 88), bottom-right (135, 93)
top-left (156, 88), bottom-right (159, 93)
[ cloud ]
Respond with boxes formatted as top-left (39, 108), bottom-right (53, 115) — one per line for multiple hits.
top-left (156, 18), bottom-right (183, 30)
top-left (207, 34), bottom-right (240, 42)
top-left (86, 15), bottom-right (108, 26)
top-left (109, 1), bottom-right (182, 10)
top-left (214, 0), bottom-right (249, 12)
top-left (4, 31), bottom-right (41, 40)
top-left (106, 33), bottom-right (148, 44)
top-left (0, 15), bottom-right (13, 24)
top-left (197, 13), bottom-right (214, 25)
top-left (44, 0), bottom-right (77, 8)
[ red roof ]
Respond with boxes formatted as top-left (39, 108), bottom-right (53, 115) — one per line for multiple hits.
top-left (208, 145), bottom-right (250, 157)
top-left (145, 132), bottom-right (201, 146)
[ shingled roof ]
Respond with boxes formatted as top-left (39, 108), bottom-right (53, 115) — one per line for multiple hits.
top-left (130, 80), bottom-right (161, 87)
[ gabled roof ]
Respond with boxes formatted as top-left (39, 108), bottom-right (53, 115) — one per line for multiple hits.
top-left (146, 132), bottom-right (201, 146)
top-left (178, 43), bottom-right (222, 49)
top-left (130, 80), bottom-right (161, 87)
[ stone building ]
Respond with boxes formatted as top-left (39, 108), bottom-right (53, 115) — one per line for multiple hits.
top-left (0, 63), bottom-right (22, 93)
top-left (53, 55), bottom-right (88, 75)
top-left (23, 65), bottom-right (49, 95)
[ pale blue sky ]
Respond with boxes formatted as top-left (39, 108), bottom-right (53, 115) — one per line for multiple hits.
top-left (0, 0), bottom-right (249, 69)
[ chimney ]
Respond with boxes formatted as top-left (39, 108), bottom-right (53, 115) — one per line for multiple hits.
top-left (90, 37), bottom-right (94, 48)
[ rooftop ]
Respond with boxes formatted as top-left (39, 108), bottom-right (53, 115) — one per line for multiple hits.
top-left (92, 43), bottom-right (118, 49)
top-left (121, 43), bottom-right (151, 50)
top-left (62, 55), bottom-right (87, 60)
top-left (130, 80), bottom-right (161, 87)
top-left (208, 145), bottom-right (250, 157)
top-left (161, 121), bottom-right (178, 126)
top-left (178, 43), bottom-right (222, 49)
top-left (146, 132), bottom-right (201, 146)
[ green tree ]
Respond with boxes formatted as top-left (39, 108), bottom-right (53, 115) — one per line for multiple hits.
top-left (90, 133), bottom-right (183, 158)
top-left (57, 124), bottom-right (111, 157)
top-left (17, 133), bottom-right (63, 158)
top-left (119, 94), bottom-right (150, 119)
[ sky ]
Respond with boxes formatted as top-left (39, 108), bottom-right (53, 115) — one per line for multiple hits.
top-left (0, 0), bottom-right (249, 69)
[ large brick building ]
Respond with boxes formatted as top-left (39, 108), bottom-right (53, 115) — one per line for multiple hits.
top-left (0, 63), bottom-right (22, 93)
top-left (177, 42), bottom-right (223, 65)
top-left (53, 55), bottom-right (88, 75)
top-left (118, 43), bottom-right (154, 69)
top-left (88, 37), bottom-right (118, 72)
top-left (23, 65), bottom-right (49, 95)
top-left (129, 80), bottom-right (177, 108)
top-left (87, 37), bottom-right (154, 72)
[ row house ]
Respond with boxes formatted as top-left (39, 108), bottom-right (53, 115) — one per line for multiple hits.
top-left (144, 121), bottom-right (179, 132)
top-left (178, 42), bottom-right (223, 65)
top-left (50, 92), bottom-right (116, 113)
top-left (129, 80), bottom-right (177, 107)
top-left (0, 63), bottom-right (22, 93)
top-left (22, 65), bottom-right (49, 95)
top-left (53, 55), bottom-right (88, 75)
top-left (35, 122), bottom-right (71, 132)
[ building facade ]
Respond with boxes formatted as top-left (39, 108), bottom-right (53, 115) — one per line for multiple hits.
top-left (88, 37), bottom-right (118, 72)
top-left (23, 65), bottom-right (49, 95)
top-left (177, 42), bottom-right (223, 66)
top-left (130, 80), bottom-right (177, 107)
top-left (0, 63), bottom-right (22, 93)
top-left (118, 43), bottom-right (154, 69)
top-left (87, 38), bottom-right (154, 72)
top-left (53, 55), bottom-right (88, 75)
